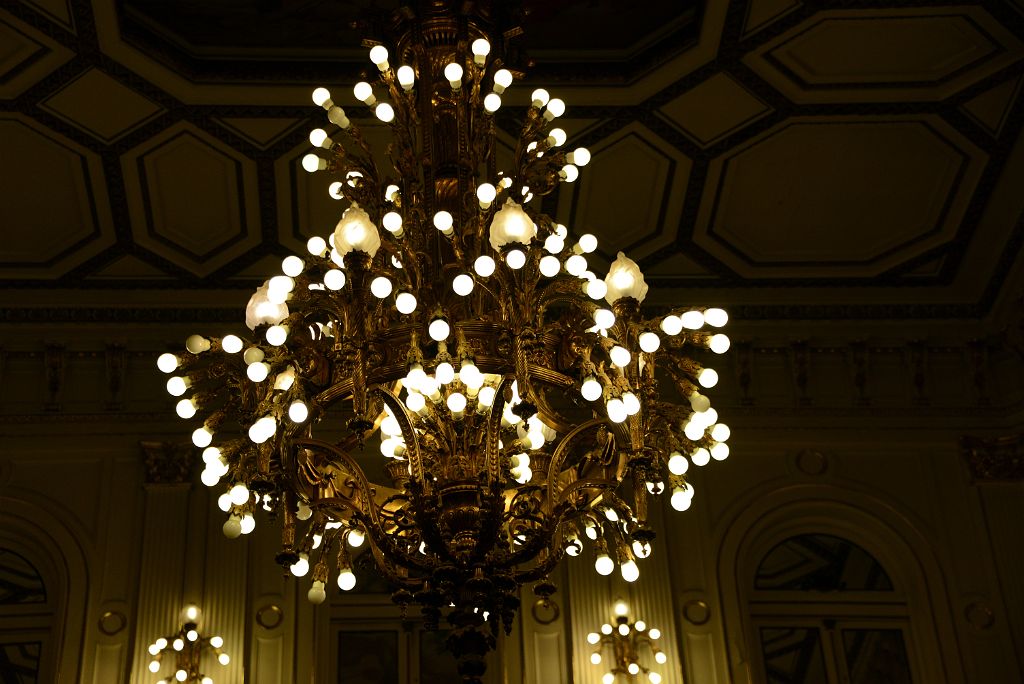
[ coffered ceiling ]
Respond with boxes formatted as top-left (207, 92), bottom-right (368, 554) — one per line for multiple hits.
top-left (2, 0), bottom-right (1024, 323)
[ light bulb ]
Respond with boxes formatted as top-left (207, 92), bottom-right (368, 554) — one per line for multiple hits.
top-left (240, 513), bottom-right (255, 534)
top-left (246, 361), bottom-right (269, 383)
top-left (309, 128), bottom-right (329, 148)
top-left (471, 38), bottom-right (490, 63)
top-left (565, 254), bottom-right (587, 276)
top-left (594, 553), bottom-right (614, 575)
top-left (186, 334), bottom-right (211, 353)
top-left (671, 486), bottom-right (693, 511)
top-left (435, 361), bottom-right (455, 384)
top-left (186, 629), bottom-right (198, 642)
top-left (370, 277), bottom-right (393, 298)
top-left (444, 62), bottom-right (463, 88)
top-left (369, 45), bottom-right (389, 68)
top-left (614, 599), bottom-right (629, 616)
top-left (603, 674), bottom-right (615, 684)
top-left (668, 452), bottom-right (689, 475)
top-left (337, 570), bottom-right (357, 591)
top-left (610, 346), bottom-right (631, 367)
top-left (166, 376), bottom-right (189, 396)
top-left (711, 442), bottom-right (730, 461)
top-left (622, 392), bottom-right (641, 415)
top-left (353, 81), bottom-right (374, 104)
top-left (218, 652), bottom-right (231, 665)
top-left (547, 128), bottom-right (567, 147)
top-left (690, 392), bottom-right (711, 412)
top-left (477, 183), bottom-right (497, 207)
top-left (590, 652), bottom-right (602, 665)
top-left (217, 493), bottom-right (231, 512)
top-left (202, 678), bottom-right (214, 684)
top-left (632, 539), bottom-right (652, 558)
top-left (649, 628), bottom-right (662, 640)
top-left (531, 88), bottom-right (549, 107)
top-left (493, 69), bottom-right (513, 93)
top-left (307, 581), bottom-right (326, 604)
top-left (585, 279), bottom-right (607, 300)
top-left (192, 427), bottom-right (213, 448)
top-left (348, 529), bottom-right (365, 547)
top-left (397, 65), bottom-right (415, 89)
top-left (581, 377), bottom-right (603, 402)
top-left (711, 423), bottom-right (731, 441)
top-left (594, 308), bottom-right (615, 329)
top-left (302, 154), bottom-right (326, 172)
top-left (157, 353), bottom-right (178, 373)
top-left (684, 420), bottom-right (705, 441)
top-left (290, 554), bottom-right (310, 577)
top-left (655, 652), bottom-right (667, 664)
top-left (324, 269), bottom-right (346, 290)
top-left (681, 310), bottom-right (705, 329)
top-left (661, 315), bottom-right (683, 335)
top-left (452, 274), bottom-right (474, 296)
top-left (149, 660), bottom-right (160, 673)
top-left (484, 93), bottom-right (501, 112)
top-left (545, 233), bottom-right (565, 254)
top-left (698, 368), bottom-right (719, 388)
top-left (587, 632), bottom-right (601, 645)
top-left (545, 98), bottom-right (565, 119)
top-left (176, 399), bottom-right (196, 419)
top-left (506, 249), bottom-right (527, 269)
top-left (428, 318), bottom-right (450, 341)
top-left (569, 147), bottom-right (591, 166)
top-left (692, 448), bottom-right (711, 466)
top-left (618, 623), bottom-right (630, 636)
top-left (539, 255), bottom-right (560, 277)
top-left (474, 255), bottom-right (496, 277)
top-left (607, 398), bottom-right (627, 423)
top-left (705, 307), bottom-right (728, 327)
top-left (433, 210), bottom-right (454, 233)
top-left (328, 182), bottom-right (344, 200)
top-left (265, 324), bottom-right (288, 346)
top-left (176, 670), bottom-right (187, 682)
top-left (446, 392), bottom-right (467, 414)
top-left (375, 102), bottom-right (395, 123)
top-left (221, 334), bottom-right (243, 353)
top-left (577, 233), bottom-right (598, 253)
top-left (312, 87), bottom-right (331, 107)
top-left (649, 672), bottom-right (662, 684)
top-left (395, 292), bottom-right (417, 314)
top-left (620, 559), bottom-right (639, 582)
top-left (710, 333), bottom-right (731, 353)
top-left (172, 638), bottom-right (184, 651)
top-left (628, 663), bottom-right (640, 675)
top-left (639, 331), bottom-right (660, 352)
top-left (288, 401), bottom-right (308, 423)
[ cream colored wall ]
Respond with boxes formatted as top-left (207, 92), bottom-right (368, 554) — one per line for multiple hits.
top-left (1, 325), bottom-right (1022, 683)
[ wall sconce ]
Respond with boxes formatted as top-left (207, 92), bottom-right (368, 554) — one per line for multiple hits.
top-left (145, 605), bottom-right (230, 683)
top-left (586, 599), bottom-right (667, 683)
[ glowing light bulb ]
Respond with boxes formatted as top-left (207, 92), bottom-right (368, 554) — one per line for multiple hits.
top-left (698, 368), bottom-right (719, 388)
top-left (484, 93), bottom-right (501, 112)
top-left (591, 652), bottom-right (602, 665)
top-left (288, 401), bottom-right (308, 423)
top-left (221, 334), bottom-right (243, 353)
top-left (337, 570), bottom-right (357, 591)
top-left (668, 452), bottom-right (689, 475)
top-left (710, 333), bottom-right (731, 353)
top-left (452, 274), bottom-right (474, 296)
top-left (620, 559), bottom-right (639, 582)
top-left (506, 249), bottom-right (526, 269)
top-left (428, 318), bottom-right (450, 342)
top-left (395, 292), bottom-right (417, 314)
top-left (397, 65), bottom-right (415, 89)
top-left (581, 377), bottom-right (603, 402)
top-left (444, 62), bottom-right (463, 88)
top-left (370, 277), bottom-right (393, 298)
top-left (157, 353), bottom-right (178, 373)
top-left (594, 553), bottom-right (614, 576)
top-left (609, 346), bottom-right (631, 367)
top-left (639, 331), bottom-right (660, 352)
top-left (493, 69), bottom-right (513, 93)
top-left (474, 255), bottom-right (496, 277)
top-left (369, 45), bottom-right (389, 69)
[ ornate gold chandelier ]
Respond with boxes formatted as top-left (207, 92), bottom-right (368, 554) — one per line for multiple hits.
top-left (587, 600), bottom-right (667, 684)
top-left (158, 2), bottom-right (731, 680)
top-left (144, 606), bottom-right (230, 684)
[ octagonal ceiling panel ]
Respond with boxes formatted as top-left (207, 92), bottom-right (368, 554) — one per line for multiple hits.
top-left (0, 115), bottom-right (115, 279)
top-left (40, 68), bottom-right (165, 143)
top-left (744, 6), bottom-right (1024, 103)
top-left (0, 10), bottom-right (74, 99)
top-left (658, 73), bottom-right (771, 146)
top-left (694, 116), bottom-right (987, 279)
top-left (555, 122), bottom-right (691, 268)
top-left (122, 122), bottom-right (261, 277)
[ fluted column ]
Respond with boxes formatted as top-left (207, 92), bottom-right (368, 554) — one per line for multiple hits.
top-left (200, 487), bottom-right (247, 684)
top-left (130, 442), bottom-right (194, 684)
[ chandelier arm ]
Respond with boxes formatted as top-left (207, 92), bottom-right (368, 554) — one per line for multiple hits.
top-left (314, 495), bottom-right (433, 575)
top-left (544, 418), bottom-right (609, 505)
top-left (483, 376), bottom-right (515, 486)
top-left (368, 385), bottom-right (429, 494)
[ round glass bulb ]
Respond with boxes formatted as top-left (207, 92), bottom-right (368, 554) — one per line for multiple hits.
top-left (581, 377), bottom-right (603, 402)
top-left (594, 308), bottom-right (615, 329)
top-left (710, 333), bottom-right (731, 353)
top-left (681, 310), bottom-right (705, 329)
top-left (246, 362), bottom-right (269, 383)
top-left (370, 277), bottom-right (393, 298)
top-left (705, 307), bottom-right (728, 327)
top-left (590, 653), bottom-right (602, 665)
top-left (594, 553), bottom-right (615, 576)
top-left (288, 401), bottom-right (308, 423)
top-left (471, 256), bottom-right (496, 278)
top-left (578, 233), bottom-right (598, 253)
top-left (698, 368), bottom-right (719, 388)
top-left (265, 325), bottom-right (288, 346)
top-left (221, 334), bottom-right (243, 353)
top-left (609, 346), bottom-right (631, 367)
top-left (353, 81), bottom-right (373, 103)
top-left (369, 45), bottom-right (388, 66)
top-left (639, 331), bottom-right (661, 352)
top-left (375, 103), bottom-right (395, 123)
top-left (397, 65), bottom-right (415, 88)
top-left (433, 210), bottom-right (454, 232)
top-left (539, 255), bottom-right (561, 277)
top-left (395, 292), bottom-right (417, 314)
top-left (324, 269), bottom-right (346, 290)
top-left (506, 249), bottom-right (526, 269)
top-left (484, 93), bottom-right (501, 112)
top-left (157, 353), bottom-right (178, 373)
top-left (428, 318), bottom-right (450, 342)
top-left (452, 274), bottom-right (474, 296)
top-left (668, 452), bottom-right (689, 475)
top-left (337, 570), bottom-right (357, 591)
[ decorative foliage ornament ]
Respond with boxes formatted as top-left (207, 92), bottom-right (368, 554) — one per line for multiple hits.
top-left (159, 3), bottom-right (730, 680)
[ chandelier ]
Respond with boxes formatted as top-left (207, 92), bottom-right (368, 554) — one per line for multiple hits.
top-left (144, 606), bottom-right (230, 684)
top-left (158, 2), bottom-right (731, 680)
top-left (587, 600), bottom-right (667, 684)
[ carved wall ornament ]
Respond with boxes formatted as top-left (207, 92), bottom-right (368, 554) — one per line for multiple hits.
top-left (255, 604), bottom-right (284, 630)
top-left (794, 450), bottom-right (829, 476)
top-left (140, 440), bottom-right (197, 485)
top-left (960, 434), bottom-right (1024, 482)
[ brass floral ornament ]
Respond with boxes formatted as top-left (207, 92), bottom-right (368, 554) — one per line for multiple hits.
top-left (157, 2), bottom-right (731, 680)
